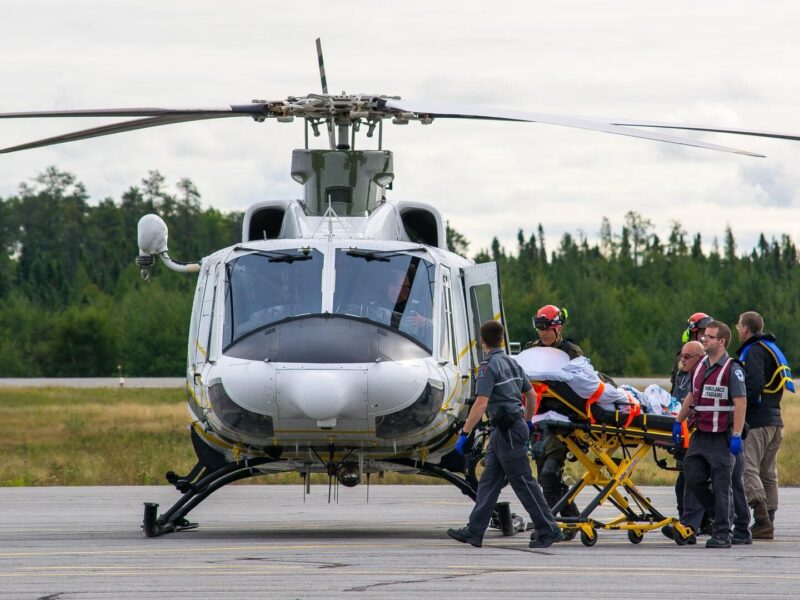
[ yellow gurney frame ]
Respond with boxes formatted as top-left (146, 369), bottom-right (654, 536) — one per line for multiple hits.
top-left (534, 381), bottom-right (694, 546)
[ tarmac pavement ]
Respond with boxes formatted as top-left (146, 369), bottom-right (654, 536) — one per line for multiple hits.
top-left (1, 485), bottom-right (799, 599)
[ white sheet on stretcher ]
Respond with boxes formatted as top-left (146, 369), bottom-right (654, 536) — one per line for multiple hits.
top-left (512, 347), bottom-right (633, 413)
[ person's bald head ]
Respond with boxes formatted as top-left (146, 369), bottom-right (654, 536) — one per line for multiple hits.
top-left (679, 340), bottom-right (705, 372)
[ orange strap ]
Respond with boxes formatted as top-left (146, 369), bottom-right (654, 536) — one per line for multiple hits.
top-left (532, 382), bottom-right (549, 415)
top-left (585, 381), bottom-right (606, 423)
top-left (681, 420), bottom-right (690, 449)
top-left (622, 391), bottom-right (642, 428)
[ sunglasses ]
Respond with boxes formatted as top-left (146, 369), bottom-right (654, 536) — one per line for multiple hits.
top-left (701, 334), bottom-right (722, 341)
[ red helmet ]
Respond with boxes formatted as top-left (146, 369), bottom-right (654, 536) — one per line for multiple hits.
top-left (682, 312), bottom-right (713, 343)
top-left (687, 312), bottom-right (713, 332)
top-left (533, 305), bottom-right (567, 330)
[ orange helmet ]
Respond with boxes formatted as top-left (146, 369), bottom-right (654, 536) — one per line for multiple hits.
top-left (682, 312), bottom-right (713, 342)
top-left (533, 305), bottom-right (568, 330)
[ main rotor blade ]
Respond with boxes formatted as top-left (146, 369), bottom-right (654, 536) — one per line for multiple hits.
top-left (0, 113), bottom-right (241, 154)
top-left (315, 38), bottom-right (328, 95)
top-left (384, 99), bottom-right (765, 157)
top-left (606, 119), bottom-right (800, 143)
top-left (0, 104), bottom-right (269, 119)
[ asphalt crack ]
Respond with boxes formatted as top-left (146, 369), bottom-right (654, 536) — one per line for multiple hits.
top-left (209, 556), bottom-right (350, 569)
top-left (346, 571), bottom-right (477, 592)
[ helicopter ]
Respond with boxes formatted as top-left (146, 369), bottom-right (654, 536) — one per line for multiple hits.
top-left (2, 40), bottom-right (799, 538)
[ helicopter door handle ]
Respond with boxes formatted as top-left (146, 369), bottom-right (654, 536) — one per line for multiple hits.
top-left (192, 372), bottom-right (202, 384)
top-left (437, 360), bottom-right (449, 366)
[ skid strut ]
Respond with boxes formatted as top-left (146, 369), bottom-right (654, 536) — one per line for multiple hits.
top-left (142, 456), bottom-right (276, 537)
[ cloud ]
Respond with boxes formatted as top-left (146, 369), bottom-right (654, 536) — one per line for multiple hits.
top-left (739, 163), bottom-right (800, 207)
top-left (1, 0), bottom-right (799, 258)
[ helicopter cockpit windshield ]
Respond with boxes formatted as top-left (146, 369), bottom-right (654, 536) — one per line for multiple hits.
top-left (223, 249), bottom-right (323, 346)
top-left (333, 250), bottom-right (435, 351)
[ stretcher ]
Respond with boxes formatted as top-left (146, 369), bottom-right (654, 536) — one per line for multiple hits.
top-left (531, 379), bottom-right (694, 546)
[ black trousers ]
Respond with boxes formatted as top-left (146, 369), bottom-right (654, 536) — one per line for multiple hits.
top-left (730, 452), bottom-right (751, 539)
top-left (467, 419), bottom-right (557, 540)
top-left (534, 433), bottom-right (579, 517)
top-left (683, 431), bottom-right (735, 540)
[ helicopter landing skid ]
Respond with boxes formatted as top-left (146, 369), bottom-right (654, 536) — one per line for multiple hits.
top-left (142, 456), bottom-right (276, 537)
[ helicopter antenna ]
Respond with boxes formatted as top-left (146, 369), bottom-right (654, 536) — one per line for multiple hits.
top-left (315, 38), bottom-right (337, 150)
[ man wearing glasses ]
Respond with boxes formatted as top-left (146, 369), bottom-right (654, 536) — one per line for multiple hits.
top-left (670, 312), bottom-right (713, 392)
top-left (674, 321), bottom-right (747, 548)
top-left (663, 340), bottom-right (706, 543)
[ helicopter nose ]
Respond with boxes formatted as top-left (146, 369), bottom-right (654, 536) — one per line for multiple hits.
top-left (277, 366), bottom-right (368, 424)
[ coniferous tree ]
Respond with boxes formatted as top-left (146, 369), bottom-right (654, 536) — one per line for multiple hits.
top-left (1, 168), bottom-right (798, 376)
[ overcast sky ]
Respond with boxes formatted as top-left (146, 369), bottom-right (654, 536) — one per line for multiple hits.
top-left (1, 0), bottom-right (799, 256)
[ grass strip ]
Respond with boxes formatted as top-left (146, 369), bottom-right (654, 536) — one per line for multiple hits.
top-left (1, 387), bottom-right (797, 486)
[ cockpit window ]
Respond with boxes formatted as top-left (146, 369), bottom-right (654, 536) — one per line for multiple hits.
top-left (333, 249), bottom-right (435, 350)
top-left (223, 249), bottom-right (323, 346)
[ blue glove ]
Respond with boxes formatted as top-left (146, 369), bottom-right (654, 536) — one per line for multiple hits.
top-left (730, 434), bottom-right (743, 456)
top-left (455, 432), bottom-right (469, 456)
top-left (672, 421), bottom-right (683, 446)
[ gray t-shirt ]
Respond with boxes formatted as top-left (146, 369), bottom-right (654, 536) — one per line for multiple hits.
top-left (475, 348), bottom-right (532, 419)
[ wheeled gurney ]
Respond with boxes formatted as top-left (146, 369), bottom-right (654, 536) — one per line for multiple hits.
top-left (531, 379), bottom-right (693, 545)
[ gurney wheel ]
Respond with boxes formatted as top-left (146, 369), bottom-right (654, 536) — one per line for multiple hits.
top-left (627, 530), bottom-right (644, 544)
top-left (580, 528), bottom-right (597, 547)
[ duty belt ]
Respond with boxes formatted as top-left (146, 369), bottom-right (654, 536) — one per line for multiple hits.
top-left (491, 410), bottom-right (523, 430)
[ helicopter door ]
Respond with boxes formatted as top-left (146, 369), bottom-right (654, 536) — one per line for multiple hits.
top-left (462, 261), bottom-right (508, 368)
top-left (191, 261), bottom-right (218, 370)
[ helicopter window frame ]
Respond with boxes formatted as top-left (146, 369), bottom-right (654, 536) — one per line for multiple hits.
top-left (222, 248), bottom-right (325, 348)
top-left (331, 249), bottom-right (435, 352)
top-left (438, 267), bottom-right (458, 365)
top-left (207, 262), bottom-right (224, 363)
top-left (192, 261), bottom-right (217, 366)
top-left (188, 263), bottom-right (207, 368)
top-left (469, 283), bottom-right (495, 364)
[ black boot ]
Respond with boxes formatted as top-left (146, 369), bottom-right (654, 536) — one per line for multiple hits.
top-left (447, 527), bottom-right (482, 547)
top-left (751, 501), bottom-right (774, 540)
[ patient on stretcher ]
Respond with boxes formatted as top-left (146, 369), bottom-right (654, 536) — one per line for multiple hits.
top-left (513, 347), bottom-right (677, 433)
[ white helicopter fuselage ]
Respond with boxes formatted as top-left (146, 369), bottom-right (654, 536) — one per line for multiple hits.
top-left (183, 196), bottom-right (504, 475)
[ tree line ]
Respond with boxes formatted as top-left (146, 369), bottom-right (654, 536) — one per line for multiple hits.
top-left (1, 168), bottom-right (797, 376)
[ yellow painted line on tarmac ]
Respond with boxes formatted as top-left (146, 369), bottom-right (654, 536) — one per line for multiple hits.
top-left (446, 564), bottom-right (800, 580)
top-left (9, 564), bottom-right (307, 572)
top-left (5, 568), bottom-right (799, 582)
top-left (0, 540), bottom-right (466, 559)
top-left (0, 570), bottom-right (452, 579)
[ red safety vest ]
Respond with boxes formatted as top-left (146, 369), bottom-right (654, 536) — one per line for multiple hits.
top-left (690, 357), bottom-right (735, 433)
